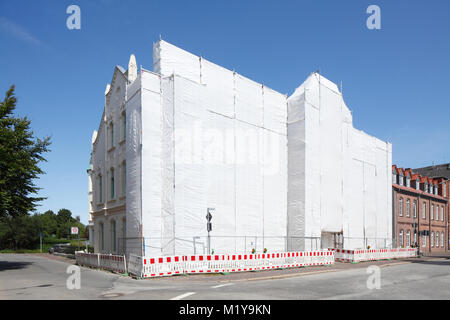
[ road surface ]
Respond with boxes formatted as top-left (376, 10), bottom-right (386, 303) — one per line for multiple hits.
top-left (0, 253), bottom-right (449, 300)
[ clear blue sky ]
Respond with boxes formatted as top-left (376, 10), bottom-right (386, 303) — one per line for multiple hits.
top-left (1, 0), bottom-right (449, 224)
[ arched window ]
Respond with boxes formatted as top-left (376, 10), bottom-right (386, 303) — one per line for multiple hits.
top-left (436, 232), bottom-right (439, 249)
top-left (406, 199), bottom-right (410, 217)
top-left (406, 230), bottom-right (411, 247)
top-left (422, 202), bottom-right (426, 219)
top-left (98, 174), bottom-right (103, 203)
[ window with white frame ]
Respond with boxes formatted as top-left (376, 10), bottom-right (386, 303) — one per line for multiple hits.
top-left (431, 204), bottom-right (434, 220)
top-left (406, 199), bottom-right (410, 217)
top-left (441, 232), bottom-right (444, 247)
top-left (399, 229), bottom-right (404, 247)
top-left (399, 175), bottom-right (404, 186)
top-left (406, 230), bottom-right (411, 247)
top-left (416, 181), bottom-right (420, 190)
top-left (406, 176), bottom-right (410, 188)
top-left (422, 234), bottom-right (427, 247)
top-left (436, 232), bottom-right (439, 249)
top-left (98, 174), bottom-right (103, 204)
top-left (422, 202), bottom-right (426, 219)
top-left (413, 200), bottom-right (417, 218)
top-left (392, 173), bottom-right (397, 184)
top-left (399, 198), bottom-right (403, 216)
top-left (441, 206), bottom-right (444, 221)
top-left (110, 168), bottom-right (115, 200)
top-left (431, 231), bottom-right (434, 247)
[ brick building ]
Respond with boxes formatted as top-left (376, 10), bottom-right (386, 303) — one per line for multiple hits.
top-left (392, 165), bottom-right (448, 254)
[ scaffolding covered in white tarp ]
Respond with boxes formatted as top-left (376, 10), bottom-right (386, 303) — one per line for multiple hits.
top-left (122, 40), bottom-right (392, 257)
top-left (287, 73), bottom-right (392, 251)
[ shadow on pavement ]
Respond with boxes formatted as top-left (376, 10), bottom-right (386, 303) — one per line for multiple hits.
top-left (0, 260), bottom-right (33, 271)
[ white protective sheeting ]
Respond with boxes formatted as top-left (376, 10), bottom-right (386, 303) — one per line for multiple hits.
top-left (150, 40), bottom-right (289, 255)
top-left (125, 80), bottom-right (143, 256)
top-left (287, 72), bottom-right (392, 251)
top-left (141, 71), bottom-right (163, 257)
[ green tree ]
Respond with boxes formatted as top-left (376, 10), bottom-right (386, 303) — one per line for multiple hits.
top-left (0, 85), bottom-right (51, 219)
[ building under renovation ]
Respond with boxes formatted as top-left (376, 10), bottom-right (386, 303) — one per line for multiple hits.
top-left (88, 40), bottom-right (392, 257)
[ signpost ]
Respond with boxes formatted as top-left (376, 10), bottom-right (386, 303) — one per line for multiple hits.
top-left (206, 208), bottom-right (214, 254)
top-left (71, 227), bottom-right (80, 251)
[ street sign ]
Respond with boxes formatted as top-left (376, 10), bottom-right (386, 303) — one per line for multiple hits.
top-left (71, 227), bottom-right (79, 235)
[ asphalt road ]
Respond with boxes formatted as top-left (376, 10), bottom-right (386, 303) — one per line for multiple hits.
top-left (0, 253), bottom-right (449, 300)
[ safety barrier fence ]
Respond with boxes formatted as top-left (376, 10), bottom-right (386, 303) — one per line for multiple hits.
top-left (333, 248), bottom-right (417, 263)
top-left (138, 250), bottom-right (334, 278)
top-left (75, 252), bottom-right (127, 274)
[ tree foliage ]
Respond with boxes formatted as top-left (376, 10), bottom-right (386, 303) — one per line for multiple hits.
top-left (0, 85), bottom-right (51, 218)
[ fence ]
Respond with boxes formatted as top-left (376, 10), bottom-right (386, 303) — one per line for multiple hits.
top-left (75, 252), bottom-right (127, 274)
top-left (116, 236), bottom-right (392, 257)
top-left (333, 248), bottom-right (418, 263)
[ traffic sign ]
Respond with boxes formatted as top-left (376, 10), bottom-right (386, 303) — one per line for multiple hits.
top-left (71, 227), bottom-right (79, 235)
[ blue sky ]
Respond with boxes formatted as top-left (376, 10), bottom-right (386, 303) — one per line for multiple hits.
top-left (0, 0), bottom-right (449, 224)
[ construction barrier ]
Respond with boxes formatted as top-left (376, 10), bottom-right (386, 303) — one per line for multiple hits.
top-left (139, 250), bottom-right (334, 278)
top-left (76, 252), bottom-right (127, 274)
top-left (128, 254), bottom-right (144, 277)
top-left (334, 248), bottom-right (417, 263)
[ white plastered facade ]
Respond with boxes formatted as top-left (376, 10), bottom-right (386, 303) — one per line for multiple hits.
top-left (89, 40), bottom-right (392, 257)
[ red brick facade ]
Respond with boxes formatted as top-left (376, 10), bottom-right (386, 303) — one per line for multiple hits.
top-left (392, 166), bottom-right (448, 255)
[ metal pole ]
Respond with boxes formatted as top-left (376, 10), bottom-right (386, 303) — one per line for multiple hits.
top-left (207, 232), bottom-right (210, 254)
top-left (40, 233), bottom-right (42, 253)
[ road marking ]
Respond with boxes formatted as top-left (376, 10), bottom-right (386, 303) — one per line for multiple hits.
top-left (170, 292), bottom-right (196, 300)
top-left (211, 283), bottom-right (234, 289)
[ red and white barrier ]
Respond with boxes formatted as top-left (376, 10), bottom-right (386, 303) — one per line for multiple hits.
top-left (76, 252), bottom-right (127, 274)
top-left (334, 248), bottom-right (417, 263)
top-left (138, 250), bottom-right (334, 278)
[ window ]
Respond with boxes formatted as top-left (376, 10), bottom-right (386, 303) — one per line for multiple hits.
top-left (111, 220), bottom-right (116, 252)
top-left (108, 122), bottom-right (114, 148)
top-left (436, 232), bottom-right (439, 249)
top-left (431, 204), bottom-right (434, 220)
top-left (406, 230), bottom-right (411, 247)
top-left (406, 177), bottom-right (410, 188)
top-left (121, 112), bottom-right (126, 140)
top-left (110, 168), bottom-right (115, 200)
top-left (392, 173), bottom-right (397, 184)
top-left (406, 199), bottom-right (410, 217)
top-left (399, 230), bottom-right (404, 247)
top-left (98, 174), bottom-right (103, 203)
top-left (413, 200), bottom-right (417, 218)
top-left (399, 175), bottom-right (404, 186)
top-left (422, 202), bottom-right (426, 219)
top-left (441, 207), bottom-right (444, 221)
top-left (431, 232), bottom-right (434, 247)
top-left (414, 232), bottom-right (417, 247)
top-left (444, 184), bottom-right (447, 197)
top-left (399, 198), bottom-right (403, 217)
top-left (441, 232), bottom-right (444, 247)
top-left (422, 234), bottom-right (427, 247)
top-left (416, 181), bottom-right (420, 190)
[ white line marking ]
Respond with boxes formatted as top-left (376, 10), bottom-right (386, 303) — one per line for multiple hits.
top-left (170, 292), bottom-right (196, 300)
top-left (211, 283), bottom-right (234, 289)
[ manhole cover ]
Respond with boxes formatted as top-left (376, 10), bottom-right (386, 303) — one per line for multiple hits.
top-left (101, 293), bottom-right (124, 298)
